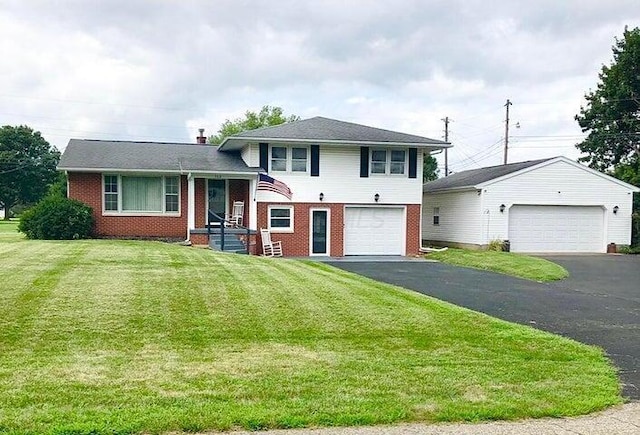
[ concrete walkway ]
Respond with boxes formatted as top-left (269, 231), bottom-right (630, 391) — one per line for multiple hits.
top-left (224, 402), bottom-right (640, 435)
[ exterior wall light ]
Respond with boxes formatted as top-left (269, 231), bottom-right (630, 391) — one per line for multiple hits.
top-left (319, 192), bottom-right (324, 201)
top-left (374, 193), bottom-right (380, 202)
top-left (613, 205), bottom-right (619, 214)
top-left (499, 204), bottom-right (506, 213)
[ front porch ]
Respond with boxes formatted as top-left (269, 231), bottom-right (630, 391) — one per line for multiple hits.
top-left (186, 176), bottom-right (259, 253)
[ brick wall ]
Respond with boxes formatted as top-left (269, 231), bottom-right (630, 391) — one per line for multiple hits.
top-left (228, 179), bottom-right (250, 225)
top-left (405, 204), bottom-right (421, 255)
top-left (68, 172), bottom-right (188, 239)
top-left (68, 172), bottom-right (420, 254)
top-left (195, 179), bottom-right (206, 228)
top-left (256, 202), bottom-right (419, 257)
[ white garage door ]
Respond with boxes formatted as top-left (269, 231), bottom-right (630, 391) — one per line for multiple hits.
top-left (344, 207), bottom-right (405, 255)
top-left (509, 205), bottom-right (604, 253)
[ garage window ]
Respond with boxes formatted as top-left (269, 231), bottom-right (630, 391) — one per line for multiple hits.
top-left (433, 207), bottom-right (440, 225)
top-left (269, 206), bottom-right (294, 232)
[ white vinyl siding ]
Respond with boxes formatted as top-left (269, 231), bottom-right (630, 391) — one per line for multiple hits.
top-left (255, 145), bottom-right (424, 205)
top-left (241, 143), bottom-right (259, 167)
top-left (481, 160), bottom-right (634, 247)
top-left (422, 190), bottom-right (482, 245)
top-left (344, 206), bottom-right (405, 255)
top-left (422, 159), bottom-right (637, 250)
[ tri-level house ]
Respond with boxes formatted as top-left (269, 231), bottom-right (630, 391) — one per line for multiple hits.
top-left (58, 117), bottom-right (449, 256)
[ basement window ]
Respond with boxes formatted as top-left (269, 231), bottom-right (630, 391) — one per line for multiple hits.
top-left (268, 206), bottom-right (294, 232)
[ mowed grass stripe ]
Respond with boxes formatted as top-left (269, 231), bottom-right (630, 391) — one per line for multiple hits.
top-left (0, 223), bottom-right (622, 434)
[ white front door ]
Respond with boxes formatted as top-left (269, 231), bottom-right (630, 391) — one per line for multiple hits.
top-left (344, 206), bottom-right (405, 255)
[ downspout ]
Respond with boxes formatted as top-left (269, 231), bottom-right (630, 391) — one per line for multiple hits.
top-left (186, 172), bottom-right (195, 243)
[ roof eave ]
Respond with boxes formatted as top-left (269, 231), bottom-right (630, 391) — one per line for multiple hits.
top-left (57, 166), bottom-right (261, 176)
top-left (219, 136), bottom-right (451, 150)
top-left (423, 186), bottom-right (478, 194)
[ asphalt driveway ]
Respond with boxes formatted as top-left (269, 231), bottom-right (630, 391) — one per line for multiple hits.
top-left (327, 255), bottom-right (640, 400)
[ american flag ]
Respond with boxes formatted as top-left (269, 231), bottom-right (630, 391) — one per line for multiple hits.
top-left (257, 173), bottom-right (293, 200)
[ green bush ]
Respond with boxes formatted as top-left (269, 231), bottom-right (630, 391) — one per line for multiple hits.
top-left (487, 239), bottom-right (504, 252)
top-left (632, 212), bottom-right (639, 247)
top-left (18, 196), bottom-right (93, 240)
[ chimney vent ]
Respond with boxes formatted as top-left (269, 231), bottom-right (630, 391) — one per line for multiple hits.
top-left (196, 128), bottom-right (206, 144)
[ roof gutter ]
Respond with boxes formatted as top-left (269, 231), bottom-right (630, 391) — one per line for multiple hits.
top-left (57, 167), bottom-right (262, 176)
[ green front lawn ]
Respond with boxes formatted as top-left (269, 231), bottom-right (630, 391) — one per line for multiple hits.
top-left (0, 226), bottom-right (619, 434)
top-left (425, 248), bottom-right (569, 282)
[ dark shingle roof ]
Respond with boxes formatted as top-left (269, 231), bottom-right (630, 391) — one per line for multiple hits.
top-left (219, 116), bottom-right (450, 150)
top-left (58, 139), bottom-right (260, 173)
top-left (423, 158), bottom-right (555, 192)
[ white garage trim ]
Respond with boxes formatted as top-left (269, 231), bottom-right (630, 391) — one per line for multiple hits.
top-left (344, 206), bottom-right (406, 255)
top-left (508, 205), bottom-right (606, 253)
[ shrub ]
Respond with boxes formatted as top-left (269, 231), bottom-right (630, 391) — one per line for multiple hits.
top-left (487, 239), bottom-right (504, 252)
top-left (632, 212), bottom-right (639, 247)
top-left (18, 196), bottom-right (93, 240)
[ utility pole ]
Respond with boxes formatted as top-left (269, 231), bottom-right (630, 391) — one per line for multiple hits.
top-left (503, 99), bottom-right (512, 165)
top-left (442, 116), bottom-right (449, 176)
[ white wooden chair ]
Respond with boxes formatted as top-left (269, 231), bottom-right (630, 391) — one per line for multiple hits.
top-left (260, 228), bottom-right (283, 257)
top-left (225, 201), bottom-right (244, 228)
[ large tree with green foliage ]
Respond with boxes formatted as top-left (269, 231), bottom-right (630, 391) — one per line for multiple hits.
top-left (575, 27), bottom-right (640, 182)
top-left (423, 154), bottom-right (439, 182)
top-left (209, 105), bottom-right (300, 145)
top-left (0, 125), bottom-right (60, 219)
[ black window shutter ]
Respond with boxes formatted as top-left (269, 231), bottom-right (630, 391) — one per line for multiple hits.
top-left (259, 143), bottom-right (269, 172)
top-left (408, 148), bottom-right (418, 179)
top-left (360, 147), bottom-right (369, 177)
top-left (311, 145), bottom-right (320, 177)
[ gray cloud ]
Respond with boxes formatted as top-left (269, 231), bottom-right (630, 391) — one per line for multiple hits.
top-left (1, 0), bottom-right (639, 170)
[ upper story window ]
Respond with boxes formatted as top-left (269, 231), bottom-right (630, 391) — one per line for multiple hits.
top-left (390, 150), bottom-right (406, 174)
top-left (103, 175), bottom-right (180, 214)
top-left (370, 149), bottom-right (407, 175)
top-left (271, 146), bottom-right (287, 171)
top-left (271, 146), bottom-right (308, 173)
top-left (291, 147), bottom-right (307, 172)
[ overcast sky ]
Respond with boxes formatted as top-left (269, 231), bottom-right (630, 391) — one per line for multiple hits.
top-left (1, 1), bottom-right (639, 174)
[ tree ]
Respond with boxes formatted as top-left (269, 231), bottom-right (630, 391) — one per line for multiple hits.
top-left (209, 105), bottom-right (300, 145)
top-left (0, 125), bottom-right (60, 219)
top-left (575, 27), bottom-right (640, 183)
top-left (423, 154), bottom-right (439, 182)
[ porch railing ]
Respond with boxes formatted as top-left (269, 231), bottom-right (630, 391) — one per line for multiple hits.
top-left (207, 210), bottom-right (255, 253)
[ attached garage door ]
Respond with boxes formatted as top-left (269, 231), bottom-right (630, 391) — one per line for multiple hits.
top-left (344, 207), bottom-right (405, 255)
top-left (509, 205), bottom-right (604, 253)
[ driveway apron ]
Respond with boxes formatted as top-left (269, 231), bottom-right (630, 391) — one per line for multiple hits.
top-left (326, 256), bottom-right (640, 400)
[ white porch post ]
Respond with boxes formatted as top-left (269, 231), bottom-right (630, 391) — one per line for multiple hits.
top-left (187, 174), bottom-right (195, 241)
top-left (249, 176), bottom-right (258, 230)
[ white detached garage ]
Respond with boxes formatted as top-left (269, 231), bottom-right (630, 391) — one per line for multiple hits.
top-left (422, 156), bottom-right (639, 253)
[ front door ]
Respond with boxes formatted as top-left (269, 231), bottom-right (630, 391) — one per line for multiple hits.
top-left (207, 179), bottom-right (226, 225)
top-left (311, 209), bottom-right (329, 255)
